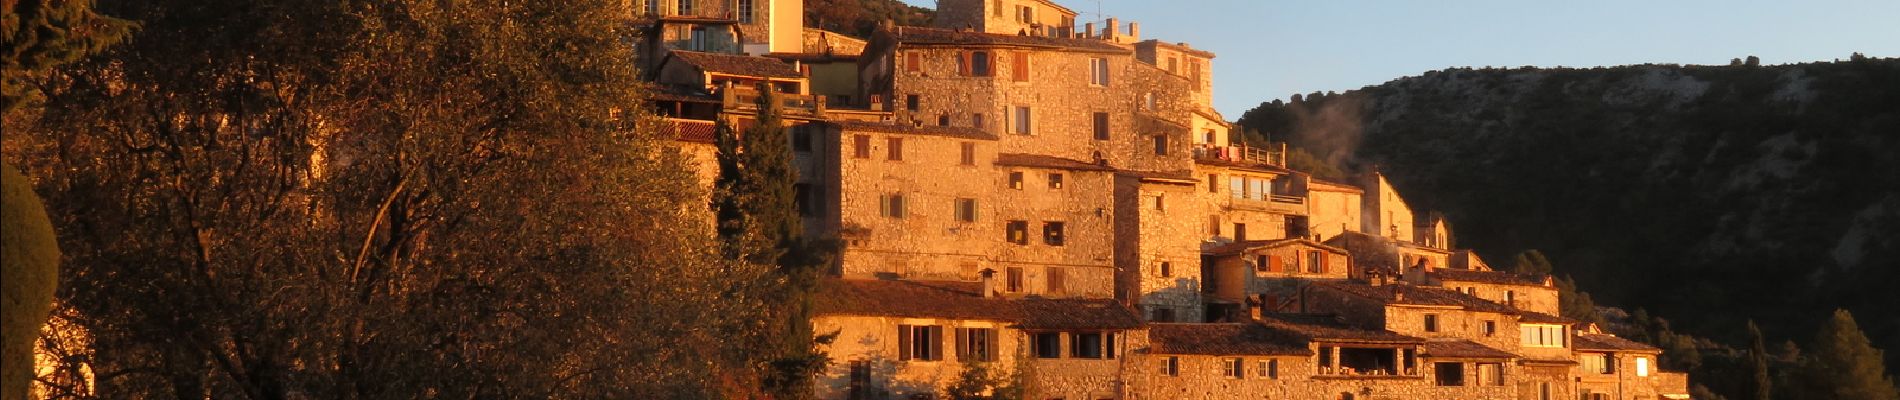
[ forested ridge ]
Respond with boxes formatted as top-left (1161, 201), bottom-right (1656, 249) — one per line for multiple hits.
top-left (1239, 56), bottom-right (1900, 399)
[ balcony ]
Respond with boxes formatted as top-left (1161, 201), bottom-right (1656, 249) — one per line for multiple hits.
top-left (1230, 194), bottom-right (1306, 215)
top-left (719, 85), bottom-right (826, 118)
top-left (1193, 143), bottom-right (1286, 168)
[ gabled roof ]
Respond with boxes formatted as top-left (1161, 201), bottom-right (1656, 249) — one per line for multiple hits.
top-left (812, 278), bottom-right (1143, 330)
top-left (1431, 269), bottom-right (1551, 287)
top-left (829, 120), bottom-right (998, 141)
top-left (1517, 311), bottom-right (1578, 325)
top-left (995, 153), bottom-right (1114, 172)
top-left (1138, 39), bottom-right (1216, 59)
top-left (1203, 238), bottom-right (1349, 256)
top-left (671, 50), bottom-right (804, 79)
top-left (893, 27), bottom-right (1129, 54)
top-left (1148, 323), bottom-right (1314, 356)
top-left (1309, 178), bottom-right (1364, 193)
top-left (1315, 282), bottom-right (1523, 315)
top-left (1118, 169), bottom-right (1197, 185)
top-left (1423, 340), bottom-right (1517, 359)
top-left (1574, 334), bottom-right (1661, 353)
top-left (1256, 313), bottom-right (1424, 345)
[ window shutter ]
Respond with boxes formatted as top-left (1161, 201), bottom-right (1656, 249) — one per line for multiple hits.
top-left (958, 52), bottom-right (971, 76)
top-left (898, 325), bottom-right (913, 360)
top-left (1267, 255), bottom-right (1282, 273)
top-left (1106, 332), bottom-right (1118, 359)
top-left (930, 326), bottom-right (946, 361)
top-left (1320, 253), bottom-right (1332, 274)
top-left (879, 195), bottom-right (890, 217)
top-left (985, 329), bottom-right (999, 361)
top-left (954, 328), bottom-right (968, 361)
top-left (1013, 52), bottom-right (1029, 81)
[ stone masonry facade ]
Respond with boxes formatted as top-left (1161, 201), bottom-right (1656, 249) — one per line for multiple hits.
top-left (635, 1), bottom-right (1691, 399)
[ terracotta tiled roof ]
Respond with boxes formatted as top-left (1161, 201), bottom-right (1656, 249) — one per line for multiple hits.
top-left (829, 120), bottom-right (998, 141)
top-left (1315, 283), bottom-right (1523, 315)
top-left (1308, 178), bottom-right (1363, 193)
top-left (1139, 39), bottom-right (1217, 59)
top-left (1203, 238), bottom-right (1349, 256)
top-left (995, 153), bottom-right (1114, 171)
top-left (893, 27), bottom-right (1130, 54)
top-left (812, 278), bottom-right (1143, 330)
top-left (1423, 340), bottom-right (1517, 359)
top-left (1256, 313), bottom-right (1424, 345)
top-left (1118, 169), bottom-right (1197, 183)
top-left (671, 50), bottom-right (803, 79)
top-left (1574, 334), bottom-right (1660, 352)
top-left (664, 119), bottom-right (719, 143)
top-left (1193, 157), bottom-right (1292, 174)
top-left (1431, 269), bottom-right (1550, 287)
top-left (1148, 323), bottom-right (1313, 356)
top-left (1516, 311), bottom-right (1577, 325)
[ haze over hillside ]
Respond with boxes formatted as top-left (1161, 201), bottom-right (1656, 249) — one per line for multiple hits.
top-left (1239, 56), bottom-right (1900, 386)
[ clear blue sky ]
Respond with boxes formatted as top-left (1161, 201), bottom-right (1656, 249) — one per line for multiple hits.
top-left (896, 0), bottom-right (1900, 116)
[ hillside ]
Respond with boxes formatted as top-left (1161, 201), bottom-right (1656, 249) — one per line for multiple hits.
top-left (1237, 57), bottom-right (1900, 369)
top-left (806, 0), bottom-right (934, 38)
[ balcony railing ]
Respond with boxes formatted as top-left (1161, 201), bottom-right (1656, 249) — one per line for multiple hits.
top-left (719, 85), bottom-right (826, 117)
top-left (1192, 143), bottom-right (1286, 167)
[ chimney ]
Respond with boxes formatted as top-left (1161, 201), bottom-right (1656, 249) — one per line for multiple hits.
top-left (1083, 22), bottom-right (1094, 39)
top-left (1247, 295), bottom-right (1264, 321)
top-left (1390, 285), bottom-right (1404, 302)
top-left (979, 268), bottom-right (997, 298)
top-left (1104, 18), bottom-right (1118, 39)
top-left (1127, 22), bottom-right (1140, 41)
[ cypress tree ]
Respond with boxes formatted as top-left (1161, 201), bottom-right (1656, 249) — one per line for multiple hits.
top-left (1803, 309), bottom-right (1900, 400)
top-left (712, 88), bottom-right (838, 399)
top-left (1748, 320), bottom-right (1772, 400)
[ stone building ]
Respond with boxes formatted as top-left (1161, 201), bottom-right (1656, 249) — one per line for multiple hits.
top-left (631, 0), bottom-right (1690, 398)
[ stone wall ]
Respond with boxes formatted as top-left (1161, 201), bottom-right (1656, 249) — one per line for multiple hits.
top-left (1360, 172), bottom-right (1417, 241)
top-left (1383, 306), bottom-right (1520, 353)
top-left (1118, 177), bottom-right (1207, 322)
top-left (1192, 164), bottom-right (1296, 244)
top-left (1439, 280), bottom-right (1561, 316)
top-left (831, 128), bottom-right (1000, 282)
top-left (812, 315), bottom-right (1027, 399)
top-left (1309, 183), bottom-right (1363, 241)
top-left (992, 165), bottom-right (1118, 297)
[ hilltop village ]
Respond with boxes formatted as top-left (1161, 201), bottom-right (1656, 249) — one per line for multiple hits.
top-left (633, 0), bottom-right (1691, 398)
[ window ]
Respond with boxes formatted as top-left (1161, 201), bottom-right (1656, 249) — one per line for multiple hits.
top-left (1152, 135), bottom-right (1168, 155)
top-left (792, 125), bottom-right (813, 152)
top-left (1152, 195), bottom-right (1165, 210)
top-left (1166, 57), bottom-right (1178, 73)
top-left (1017, 5), bottom-right (1032, 23)
top-left (1434, 362), bottom-right (1464, 386)
top-left (1011, 52), bottom-right (1029, 82)
top-left (992, 0), bottom-right (1002, 16)
top-left (905, 52), bottom-right (921, 73)
top-left (1043, 222), bottom-right (1065, 246)
top-left (1033, 332), bottom-right (1061, 358)
top-left (1223, 357), bottom-right (1244, 378)
top-left (1071, 332), bottom-right (1103, 358)
top-left (1255, 255), bottom-right (1270, 272)
top-left (1006, 221), bottom-right (1029, 245)
top-left (905, 94), bottom-right (920, 111)
top-left (1143, 92), bottom-right (1156, 110)
top-left (1506, 290), bottom-right (1517, 305)
top-left (1260, 359), bottom-right (1280, 379)
top-left (968, 51), bottom-right (992, 76)
top-left (954, 328), bottom-right (997, 362)
top-left (1306, 251), bottom-right (1323, 273)
top-left (881, 194), bottom-right (907, 218)
top-left (1204, 130), bottom-right (1216, 144)
top-left (1046, 267), bottom-right (1065, 294)
top-left (1477, 362), bottom-right (1504, 386)
top-left (795, 184), bottom-right (815, 217)
top-left (960, 142), bottom-right (976, 165)
top-left (955, 198), bottom-right (978, 223)
top-left (737, 0), bottom-right (754, 22)
top-left (1189, 59), bottom-right (1204, 90)
top-left (1158, 356), bottom-right (1179, 376)
top-left (1006, 266), bottom-right (1024, 291)
top-left (1424, 314), bottom-right (1440, 332)
top-left (1151, 307), bottom-right (1175, 322)
top-left (1092, 112), bottom-right (1109, 140)
top-left (1048, 173), bottom-right (1064, 189)
top-left (1583, 353), bottom-right (1614, 374)
top-left (938, 114), bottom-right (950, 126)
top-left (852, 134), bottom-right (871, 158)
top-left (1520, 324), bottom-right (1566, 348)
top-left (897, 325), bottom-right (942, 361)
top-left (677, 0), bottom-right (693, 15)
top-left (644, 0), bottom-right (659, 15)
top-left (887, 137), bottom-right (903, 160)
top-left (847, 360), bottom-right (871, 398)
top-left (1234, 223), bottom-right (1248, 241)
top-left (1013, 106), bottom-right (1032, 134)
top-left (1483, 320), bottom-right (1497, 337)
top-left (1207, 174), bottom-right (1219, 192)
top-left (1208, 215), bottom-right (1221, 235)
top-left (1159, 261), bottom-right (1173, 277)
top-left (1088, 57), bottom-right (1109, 86)
top-left (1009, 172), bottom-right (1025, 189)
top-left (971, 113), bottom-right (985, 130)
top-left (1636, 357), bottom-right (1650, 377)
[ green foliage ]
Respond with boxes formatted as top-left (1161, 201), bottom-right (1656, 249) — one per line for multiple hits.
top-left (1554, 275), bottom-right (1606, 328)
top-left (1286, 146), bottom-right (1347, 182)
top-left (943, 361), bottom-right (1023, 400)
top-left (713, 89), bottom-right (841, 399)
top-left (1, 0), bottom-right (134, 112)
top-left (1796, 310), bottom-right (1900, 400)
top-left (6, 0), bottom-right (758, 397)
top-left (1511, 250), bottom-right (1552, 275)
top-left (1747, 320), bottom-right (1773, 400)
top-left (2, 162), bottom-right (61, 400)
top-left (806, 0), bottom-right (933, 37)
